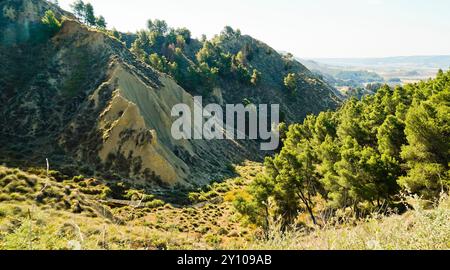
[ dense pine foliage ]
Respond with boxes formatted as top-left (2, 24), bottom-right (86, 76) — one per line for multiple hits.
top-left (236, 70), bottom-right (450, 229)
top-left (129, 23), bottom-right (261, 95)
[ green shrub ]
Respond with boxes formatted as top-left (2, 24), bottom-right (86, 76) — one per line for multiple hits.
top-left (99, 187), bottom-right (112, 199)
top-left (71, 175), bottom-right (84, 183)
top-left (0, 193), bottom-right (11, 202)
top-left (188, 192), bottom-right (204, 203)
top-left (41, 10), bottom-right (62, 36)
top-left (43, 186), bottom-right (64, 200)
top-left (205, 234), bottom-right (222, 245)
top-left (145, 199), bottom-right (165, 209)
top-left (141, 194), bottom-right (155, 202)
top-left (48, 171), bottom-right (66, 182)
top-left (10, 193), bottom-right (27, 201)
top-left (0, 208), bottom-right (6, 218)
top-left (123, 189), bottom-right (142, 201)
top-left (0, 174), bottom-right (17, 187)
top-left (5, 180), bottom-right (32, 194)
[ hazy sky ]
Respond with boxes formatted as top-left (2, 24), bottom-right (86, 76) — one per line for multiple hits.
top-left (58, 0), bottom-right (450, 58)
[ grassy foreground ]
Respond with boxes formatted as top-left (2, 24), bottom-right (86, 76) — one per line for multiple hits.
top-left (250, 196), bottom-right (450, 250)
top-left (0, 164), bottom-right (448, 250)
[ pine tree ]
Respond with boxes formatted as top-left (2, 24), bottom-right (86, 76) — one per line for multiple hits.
top-left (71, 0), bottom-right (85, 20)
top-left (96, 16), bottom-right (107, 29)
top-left (399, 85), bottom-right (450, 198)
top-left (234, 69), bottom-right (450, 229)
top-left (84, 3), bottom-right (96, 26)
top-left (377, 115), bottom-right (406, 158)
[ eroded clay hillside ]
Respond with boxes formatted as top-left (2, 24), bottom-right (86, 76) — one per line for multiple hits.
top-left (125, 24), bottom-right (342, 123)
top-left (0, 0), bottom-right (340, 187)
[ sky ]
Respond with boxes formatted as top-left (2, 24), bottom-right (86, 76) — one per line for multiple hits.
top-left (58, 0), bottom-right (450, 58)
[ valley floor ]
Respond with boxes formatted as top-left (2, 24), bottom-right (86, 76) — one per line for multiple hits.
top-left (0, 163), bottom-right (448, 250)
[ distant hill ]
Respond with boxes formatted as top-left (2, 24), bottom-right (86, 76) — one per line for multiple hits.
top-left (308, 55), bottom-right (450, 69)
top-left (300, 59), bottom-right (384, 98)
top-left (300, 55), bottom-right (450, 95)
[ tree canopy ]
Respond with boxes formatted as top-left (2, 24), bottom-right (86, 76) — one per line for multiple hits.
top-left (129, 22), bottom-right (261, 94)
top-left (236, 69), bottom-right (450, 229)
top-left (70, 0), bottom-right (107, 28)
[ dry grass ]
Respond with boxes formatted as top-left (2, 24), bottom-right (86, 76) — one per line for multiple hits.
top-left (0, 164), bottom-right (448, 250)
top-left (0, 162), bottom-right (261, 250)
top-left (248, 196), bottom-right (450, 250)
top-left (0, 202), bottom-right (198, 250)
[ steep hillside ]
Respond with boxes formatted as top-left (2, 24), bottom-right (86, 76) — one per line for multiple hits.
top-left (213, 34), bottom-right (340, 121)
top-left (0, 0), bottom-right (340, 187)
top-left (126, 26), bottom-right (341, 123)
top-left (0, 0), bottom-right (255, 186)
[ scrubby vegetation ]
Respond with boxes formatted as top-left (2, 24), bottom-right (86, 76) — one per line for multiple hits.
top-left (0, 162), bottom-right (448, 250)
top-left (41, 10), bottom-right (61, 36)
top-left (0, 162), bottom-right (262, 250)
